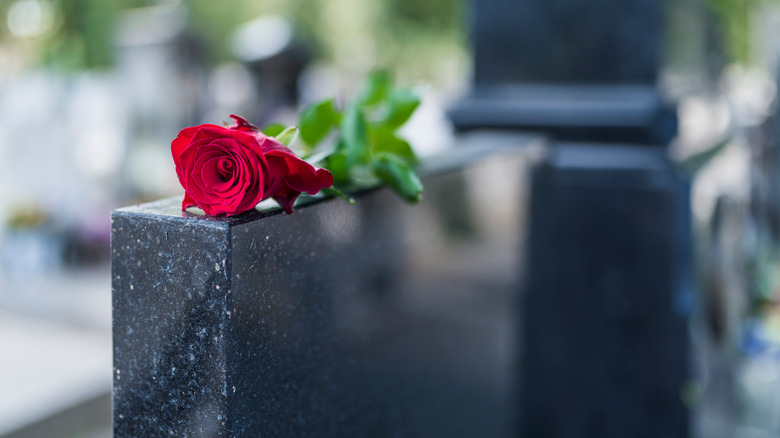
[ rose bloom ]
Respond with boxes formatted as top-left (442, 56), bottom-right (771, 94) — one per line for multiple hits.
top-left (171, 115), bottom-right (333, 216)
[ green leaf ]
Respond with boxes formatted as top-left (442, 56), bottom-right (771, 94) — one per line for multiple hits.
top-left (300, 99), bottom-right (339, 147)
top-left (372, 127), bottom-right (419, 165)
top-left (359, 70), bottom-right (391, 106)
top-left (340, 103), bottom-right (369, 167)
top-left (373, 154), bottom-right (423, 203)
top-left (326, 151), bottom-right (350, 184)
top-left (261, 123), bottom-right (286, 137)
top-left (275, 127), bottom-right (299, 147)
top-left (383, 88), bottom-right (421, 129)
top-left (323, 187), bottom-right (356, 205)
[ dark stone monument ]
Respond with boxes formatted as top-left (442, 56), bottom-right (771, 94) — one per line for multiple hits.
top-left (450, 0), bottom-right (693, 436)
top-left (472, 0), bottom-right (660, 85)
top-left (112, 146), bottom-right (534, 437)
top-left (521, 144), bottom-right (691, 437)
top-left (451, 0), bottom-right (677, 144)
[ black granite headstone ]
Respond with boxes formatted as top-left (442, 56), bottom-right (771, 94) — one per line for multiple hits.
top-left (111, 145), bottom-right (534, 437)
top-left (472, 0), bottom-right (660, 85)
top-left (521, 144), bottom-right (691, 438)
top-left (451, 0), bottom-right (677, 144)
top-left (448, 1), bottom-right (693, 436)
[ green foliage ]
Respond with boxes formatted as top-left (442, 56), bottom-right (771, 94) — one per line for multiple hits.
top-left (261, 123), bottom-right (287, 137)
top-left (373, 154), bottom-right (423, 203)
top-left (275, 127), bottom-right (299, 147)
top-left (358, 69), bottom-right (391, 106)
top-left (371, 127), bottom-right (418, 165)
top-left (6, 0), bottom-right (464, 78)
top-left (325, 149), bottom-right (350, 183)
top-left (708, 0), bottom-right (759, 64)
top-left (322, 187), bottom-right (356, 204)
top-left (299, 99), bottom-right (339, 150)
top-left (339, 102), bottom-right (370, 167)
top-left (297, 70), bottom-right (423, 204)
top-left (41, 0), bottom-right (120, 69)
top-left (383, 88), bottom-right (421, 128)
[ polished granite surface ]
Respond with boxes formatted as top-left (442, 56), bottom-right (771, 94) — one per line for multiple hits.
top-left (113, 141), bottom-right (691, 437)
top-left (112, 145), bottom-right (537, 437)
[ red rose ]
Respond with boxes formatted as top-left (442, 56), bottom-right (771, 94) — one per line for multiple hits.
top-left (171, 115), bottom-right (333, 216)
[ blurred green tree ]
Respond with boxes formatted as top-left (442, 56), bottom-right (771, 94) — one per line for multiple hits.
top-left (0, 0), bottom-right (465, 80)
top-left (709, 0), bottom-right (758, 64)
top-left (10, 0), bottom-right (761, 79)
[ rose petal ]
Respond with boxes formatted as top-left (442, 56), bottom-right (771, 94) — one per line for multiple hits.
top-left (201, 156), bottom-right (226, 187)
top-left (260, 152), bottom-right (333, 214)
top-left (228, 114), bottom-right (260, 133)
top-left (272, 188), bottom-right (300, 214)
top-left (189, 125), bottom-right (235, 144)
top-left (171, 126), bottom-right (200, 167)
top-left (171, 121), bottom-right (274, 216)
top-left (177, 138), bottom-right (215, 185)
top-left (217, 158), bottom-right (234, 180)
top-left (265, 151), bottom-right (334, 194)
top-left (181, 192), bottom-right (197, 211)
top-left (190, 151), bottom-right (232, 205)
top-left (258, 136), bottom-right (293, 155)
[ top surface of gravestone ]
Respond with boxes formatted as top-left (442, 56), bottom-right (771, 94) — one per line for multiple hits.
top-left (112, 142), bottom-right (541, 225)
top-left (113, 196), bottom-right (289, 226)
top-left (473, 0), bottom-right (660, 85)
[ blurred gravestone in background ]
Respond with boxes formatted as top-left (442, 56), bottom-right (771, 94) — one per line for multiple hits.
top-left (449, 0), bottom-right (695, 437)
top-left (451, 0), bottom-right (677, 144)
top-left (521, 145), bottom-right (691, 438)
top-left (472, 0), bottom-right (660, 84)
top-left (231, 16), bottom-right (310, 125)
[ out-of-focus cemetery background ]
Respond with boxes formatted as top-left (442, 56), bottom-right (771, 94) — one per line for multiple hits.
top-left (0, 1), bottom-right (466, 436)
top-left (1, 0), bottom-right (780, 436)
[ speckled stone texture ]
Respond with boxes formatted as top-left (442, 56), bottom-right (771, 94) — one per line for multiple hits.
top-left (111, 209), bottom-right (232, 437)
top-left (112, 146), bottom-right (534, 437)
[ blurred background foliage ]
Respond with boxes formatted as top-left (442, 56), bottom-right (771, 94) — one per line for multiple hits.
top-left (2, 0), bottom-right (776, 76)
top-left (0, 0), bottom-right (467, 81)
top-left (0, 0), bottom-right (771, 239)
top-left (709, 0), bottom-right (759, 65)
